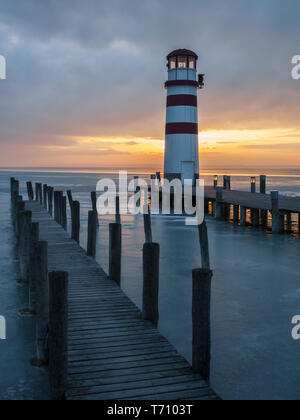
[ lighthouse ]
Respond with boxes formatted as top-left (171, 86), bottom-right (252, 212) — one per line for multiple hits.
top-left (164, 49), bottom-right (203, 185)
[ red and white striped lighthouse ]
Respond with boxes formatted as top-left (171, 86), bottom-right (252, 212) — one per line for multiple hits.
top-left (164, 49), bottom-right (204, 185)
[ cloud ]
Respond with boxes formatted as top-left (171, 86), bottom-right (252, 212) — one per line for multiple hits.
top-left (0, 0), bottom-right (300, 166)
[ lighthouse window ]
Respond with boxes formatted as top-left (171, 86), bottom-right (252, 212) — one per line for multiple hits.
top-left (169, 57), bottom-right (176, 69)
top-left (189, 57), bottom-right (195, 69)
top-left (178, 56), bottom-right (187, 68)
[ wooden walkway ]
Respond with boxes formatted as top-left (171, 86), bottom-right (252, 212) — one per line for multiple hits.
top-left (205, 186), bottom-right (300, 213)
top-left (25, 201), bottom-right (218, 401)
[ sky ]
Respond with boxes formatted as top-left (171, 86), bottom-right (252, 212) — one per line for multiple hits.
top-left (0, 0), bottom-right (300, 170)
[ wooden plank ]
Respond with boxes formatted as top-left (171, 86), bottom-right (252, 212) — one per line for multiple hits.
top-left (25, 200), bottom-right (218, 401)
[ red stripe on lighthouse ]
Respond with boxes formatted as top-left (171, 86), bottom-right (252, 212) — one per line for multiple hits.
top-left (165, 123), bottom-right (198, 135)
top-left (167, 95), bottom-right (198, 107)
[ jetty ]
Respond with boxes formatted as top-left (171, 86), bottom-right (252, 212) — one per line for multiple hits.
top-left (203, 174), bottom-right (300, 233)
top-left (10, 178), bottom-right (219, 401)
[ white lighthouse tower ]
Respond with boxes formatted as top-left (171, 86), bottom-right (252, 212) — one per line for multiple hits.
top-left (164, 49), bottom-right (203, 185)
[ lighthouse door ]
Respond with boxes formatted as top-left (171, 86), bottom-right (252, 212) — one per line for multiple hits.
top-left (181, 161), bottom-right (195, 184)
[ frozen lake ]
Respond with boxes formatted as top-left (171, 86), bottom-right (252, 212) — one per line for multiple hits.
top-left (1, 169), bottom-right (300, 400)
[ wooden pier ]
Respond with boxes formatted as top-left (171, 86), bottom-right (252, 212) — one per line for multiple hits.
top-left (11, 177), bottom-right (219, 401)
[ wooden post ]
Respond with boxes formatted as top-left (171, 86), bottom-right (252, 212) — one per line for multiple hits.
top-left (143, 204), bottom-right (152, 243)
top-left (213, 175), bottom-right (218, 189)
top-left (38, 183), bottom-right (43, 205)
top-left (91, 192), bottom-right (99, 227)
top-left (11, 179), bottom-right (19, 202)
top-left (43, 184), bottom-right (48, 209)
top-left (67, 190), bottom-right (73, 211)
top-left (251, 177), bottom-right (256, 193)
top-left (240, 207), bottom-right (247, 226)
top-left (271, 191), bottom-right (284, 233)
top-left (286, 212), bottom-right (292, 232)
top-left (251, 209), bottom-right (259, 227)
top-left (10, 177), bottom-right (16, 201)
top-left (49, 271), bottom-right (68, 400)
top-left (48, 187), bottom-right (54, 216)
top-left (115, 195), bottom-right (121, 224)
top-left (16, 200), bottom-right (25, 243)
top-left (26, 182), bottom-right (34, 201)
top-left (35, 241), bottom-right (49, 365)
top-left (226, 176), bottom-right (231, 190)
top-left (198, 221), bottom-right (210, 269)
top-left (87, 210), bottom-right (97, 258)
top-left (35, 183), bottom-right (39, 201)
top-left (214, 187), bottom-right (223, 220)
top-left (58, 191), bottom-right (63, 226)
top-left (12, 194), bottom-right (21, 226)
top-left (143, 242), bottom-right (160, 326)
top-left (19, 211), bottom-right (32, 281)
top-left (62, 196), bottom-right (67, 230)
top-left (71, 201), bottom-right (80, 243)
top-left (29, 222), bottom-right (39, 314)
top-left (54, 191), bottom-right (60, 223)
top-left (260, 175), bottom-right (266, 194)
top-left (233, 205), bottom-right (240, 224)
top-left (109, 223), bottom-right (121, 286)
top-left (192, 268), bottom-right (213, 383)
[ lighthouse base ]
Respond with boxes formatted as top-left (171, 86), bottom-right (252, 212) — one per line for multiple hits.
top-left (164, 173), bottom-right (199, 186)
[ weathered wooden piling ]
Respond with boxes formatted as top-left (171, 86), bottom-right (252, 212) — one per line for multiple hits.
top-left (49, 271), bottom-right (68, 401)
top-left (251, 209), bottom-right (259, 227)
top-left (29, 222), bottom-right (39, 313)
top-left (62, 196), bottom-right (67, 230)
top-left (87, 210), bottom-right (97, 258)
top-left (67, 190), bottom-right (73, 211)
top-left (213, 175), bottom-right (218, 189)
top-left (37, 183), bottom-right (43, 205)
top-left (198, 221), bottom-right (210, 269)
top-left (271, 191), bottom-right (284, 233)
top-left (35, 241), bottom-right (49, 365)
top-left (251, 177), bottom-right (256, 194)
top-left (240, 207), bottom-right (247, 226)
top-left (47, 187), bottom-right (54, 216)
top-left (143, 204), bottom-right (153, 243)
top-left (26, 182), bottom-right (34, 201)
top-left (58, 191), bottom-right (63, 226)
top-left (71, 201), bottom-right (80, 243)
top-left (260, 175), bottom-right (266, 194)
top-left (214, 187), bottom-right (223, 220)
top-left (91, 192), bottom-right (99, 227)
top-left (223, 175), bottom-right (231, 190)
top-left (286, 212), bottom-right (292, 232)
top-left (115, 195), bottom-right (121, 224)
top-left (11, 178), bottom-right (19, 203)
top-left (16, 200), bottom-right (25, 242)
top-left (109, 223), bottom-right (121, 286)
top-left (43, 184), bottom-right (48, 209)
top-left (233, 205), bottom-right (240, 224)
top-left (19, 210), bottom-right (32, 281)
top-left (10, 177), bottom-right (16, 200)
top-left (192, 268), bottom-right (213, 383)
top-left (35, 183), bottom-right (39, 201)
top-left (142, 242), bottom-right (160, 326)
top-left (54, 191), bottom-right (60, 223)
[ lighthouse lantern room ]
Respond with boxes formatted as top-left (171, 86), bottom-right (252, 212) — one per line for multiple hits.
top-left (164, 49), bottom-right (203, 185)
